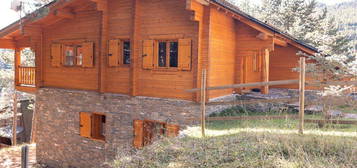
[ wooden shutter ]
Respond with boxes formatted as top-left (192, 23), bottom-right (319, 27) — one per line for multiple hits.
top-left (82, 42), bottom-right (94, 68)
top-left (51, 43), bottom-right (62, 67)
top-left (142, 40), bottom-right (154, 69)
top-left (166, 124), bottom-right (180, 137)
top-left (108, 39), bottom-right (121, 67)
top-left (133, 120), bottom-right (144, 148)
top-left (178, 39), bottom-right (192, 71)
top-left (80, 112), bottom-right (91, 138)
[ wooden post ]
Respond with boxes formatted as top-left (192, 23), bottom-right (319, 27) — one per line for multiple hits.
top-left (30, 101), bottom-right (36, 143)
top-left (12, 91), bottom-right (18, 146)
top-left (299, 57), bottom-right (306, 134)
top-left (261, 49), bottom-right (270, 94)
top-left (14, 48), bottom-right (21, 86)
top-left (21, 145), bottom-right (29, 168)
top-left (200, 69), bottom-right (207, 137)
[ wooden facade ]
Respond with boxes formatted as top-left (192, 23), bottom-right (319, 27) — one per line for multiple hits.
top-left (0, 0), bottom-right (317, 101)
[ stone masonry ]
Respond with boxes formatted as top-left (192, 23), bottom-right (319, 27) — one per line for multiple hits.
top-left (35, 88), bottom-right (201, 168)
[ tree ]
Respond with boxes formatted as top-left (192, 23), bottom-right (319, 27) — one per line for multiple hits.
top-left (232, 0), bottom-right (356, 79)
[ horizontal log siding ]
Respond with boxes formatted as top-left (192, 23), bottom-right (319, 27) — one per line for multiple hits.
top-left (106, 0), bottom-right (133, 94)
top-left (137, 0), bottom-right (198, 100)
top-left (270, 45), bottom-right (300, 89)
top-left (236, 21), bottom-right (273, 90)
top-left (208, 7), bottom-right (236, 98)
top-left (43, 4), bottom-right (101, 91)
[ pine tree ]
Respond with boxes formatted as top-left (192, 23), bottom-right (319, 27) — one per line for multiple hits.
top-left (234, 0), bottom-right (356, 79)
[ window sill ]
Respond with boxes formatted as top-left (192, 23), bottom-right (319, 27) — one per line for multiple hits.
top-left (144, 68), bottom-right (191, 72)
top-left (83, 136), bottom-right (106, 143)
top-left (108, 64), bottom-right (130, 68)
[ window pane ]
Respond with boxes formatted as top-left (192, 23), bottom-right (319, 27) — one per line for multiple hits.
top-left (123, 41), bottom-right (131, 64)
top-left (76, 46), bottom-right (83, 66)
top-left (158, 42), bottom-right (166, 67)
top-left (169, 42), bottom-right (178, 67)
top-left (64, 46), bottom-right (75, 66)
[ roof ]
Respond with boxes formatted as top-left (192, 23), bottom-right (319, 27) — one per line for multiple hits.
top-left (0, 0), bottom-right (318, 53)
top-left (211, 0), bottom-right (318, 52)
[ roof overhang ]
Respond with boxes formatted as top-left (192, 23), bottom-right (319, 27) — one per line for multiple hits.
top-left (210, 0), bottom-right (318, 55)
top-left (0, 0), bottom-right (87, 43)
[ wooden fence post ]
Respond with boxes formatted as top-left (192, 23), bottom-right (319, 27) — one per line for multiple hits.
top-left (200, 69), bottom-right (207, 137)
top-left (21, 145), bottom-right (29, 168)
top-left (12, 91), bottom-right (18, 146)
top-left (299, 57), bottom-right (306, 134)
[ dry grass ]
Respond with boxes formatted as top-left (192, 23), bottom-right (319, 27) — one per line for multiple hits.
top-left (111, 131), bottom-right (357, 168)
top-left (0, 144), bottom-right (36, 168)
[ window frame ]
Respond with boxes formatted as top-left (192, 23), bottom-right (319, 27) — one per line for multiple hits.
top-left (63, 44), bottom-right (83, 67)
top-left (122, 40), bottom-right (131, 65)
top-left (155, 39), bottom-right (179, 70)
top-left (79, 112), bottom-right (106, 142)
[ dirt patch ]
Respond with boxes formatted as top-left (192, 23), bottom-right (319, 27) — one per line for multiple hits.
top-left (0, 144), bottom-right (36, 168)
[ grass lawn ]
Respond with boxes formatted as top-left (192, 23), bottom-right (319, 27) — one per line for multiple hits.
top-left (111, 106), bottom-right (357, 168)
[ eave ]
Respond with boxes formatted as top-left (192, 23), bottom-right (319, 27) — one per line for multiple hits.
top-left (210, 0), bottom-right (318, 55)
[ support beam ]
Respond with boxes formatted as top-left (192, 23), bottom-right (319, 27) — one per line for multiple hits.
top-left (256, 33), bottom-right (269, 41)
top-left (94, 0), bottom-right (108, 92)
top-left (274, 37), bottom-right (288, 47)
top-left (261, 49), bottom-right (270, 94)
top-left (14, 48), bottom-right (21, 86)
top-left (130, 0), bottom-right (141, 96)
top-left (195, 0), bottom-right (210, 5)
top-left (12, 92), bottom-right (18, 146)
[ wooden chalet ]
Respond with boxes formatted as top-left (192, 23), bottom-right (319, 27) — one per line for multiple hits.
top-left (0, 0), bottom-right (317, 167)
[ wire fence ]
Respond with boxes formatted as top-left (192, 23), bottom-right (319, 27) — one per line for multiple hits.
top-left (188, 57), bottom-right (357, 137)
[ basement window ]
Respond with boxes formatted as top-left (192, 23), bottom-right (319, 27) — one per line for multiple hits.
top-left (157, 40), bottom-right (178, 68)
top-left (79, 112), bottom-right (106, 141)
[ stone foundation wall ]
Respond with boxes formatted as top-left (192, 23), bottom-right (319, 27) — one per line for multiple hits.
top-left (35, 88), bottom-right (200, 168)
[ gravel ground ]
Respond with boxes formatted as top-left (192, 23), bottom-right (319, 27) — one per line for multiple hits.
top-left (0, 144), bottom-right (36, 168)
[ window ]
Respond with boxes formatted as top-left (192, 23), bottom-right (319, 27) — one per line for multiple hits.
top-left (141, 39), bottom-right (191, 70)
top-left (64, 45), bottom-right (83, 66)
top-left (123, 41), bottom-right (131, 64)
top-left (133, 120), bottom-right (180, 148)
top-left (79, 112), bottom-right (106, 141)
top-left (51, 42), bottom-right (94, 68)
top-left (108, 39), bottom-right (131, 66)
top-left (157, 41), bottom-right (178, 68)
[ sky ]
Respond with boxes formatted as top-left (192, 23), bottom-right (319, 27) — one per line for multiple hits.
top-left (0, 0), bottom-right (355, 29)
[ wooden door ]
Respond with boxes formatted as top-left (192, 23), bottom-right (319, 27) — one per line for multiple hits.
top-left (242, 50), bottom-right (263, 91)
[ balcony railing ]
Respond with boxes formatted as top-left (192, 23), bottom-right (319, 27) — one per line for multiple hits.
top-left (18, 66), bottom-right (36, 86)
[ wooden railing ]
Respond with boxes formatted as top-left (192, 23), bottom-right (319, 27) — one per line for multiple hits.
top-left (18, 66), bottom-right (36, 86)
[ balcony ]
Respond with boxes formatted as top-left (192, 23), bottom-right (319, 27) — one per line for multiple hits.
top-left (15, 66), bottom-right (37, 93)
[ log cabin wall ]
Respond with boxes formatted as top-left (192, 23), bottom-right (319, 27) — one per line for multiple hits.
top-left (39, 0), bottom-right (198, 100)
top-left (42, 3), bottom-right (101, 91)
top-left (207, 7), bottom-right (236, 98)
top-left (270, 44), bottom-right (307, 89)
top-left (106, 0), bottom-right (133, 94)
top-left (135, 0), bottom-right (198, 100)
top-left (235, 21), bottom-right (274, 90)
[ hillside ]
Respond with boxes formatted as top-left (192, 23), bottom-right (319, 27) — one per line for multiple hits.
top-left (327, 0), bottom-right (357, 49)
top-left (111, 132), bottom-right (357, 168)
